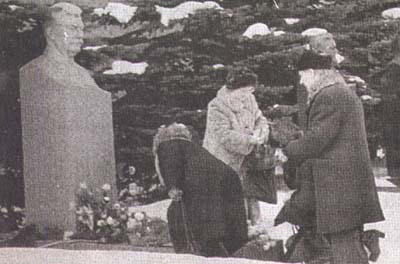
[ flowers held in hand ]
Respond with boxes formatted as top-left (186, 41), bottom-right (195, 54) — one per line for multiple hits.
top-left (248, 220), bottom-right (277, 251)
top-left (168, 187), bottom-right (183, 202)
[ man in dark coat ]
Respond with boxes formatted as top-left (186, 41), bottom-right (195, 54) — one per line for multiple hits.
top-left (275, 56), bottom-right (385, 263)
top-left (153, 123), bottom-right (248, 257)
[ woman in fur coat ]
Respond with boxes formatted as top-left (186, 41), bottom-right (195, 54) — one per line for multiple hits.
top-left (203, 67), bottom-right (270, 224)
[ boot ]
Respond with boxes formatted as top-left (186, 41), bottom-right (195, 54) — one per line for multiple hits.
top-left (362, 229), bottom-right (385, 262)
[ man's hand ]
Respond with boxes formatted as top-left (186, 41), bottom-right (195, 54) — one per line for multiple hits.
top-left (168, 187), bottom-right (183, 202)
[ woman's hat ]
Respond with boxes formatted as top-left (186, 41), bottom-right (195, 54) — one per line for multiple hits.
top-left (226, 67), bottom-right (258, 90)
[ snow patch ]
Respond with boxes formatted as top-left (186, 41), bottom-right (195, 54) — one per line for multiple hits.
top-left (382, 8), bottom-right (400, 20)
top-left (284, 18), bottom-right (300, 25)
top-left (361, 95), bottom-right (373, 101)
top-left (213, 64), bottom-right (225, 69)
top-left (273, 31), bottom-right (286, 36)
top-left (243, 23), bottom-right (271, 39)
top-left (93, 3), bottom-right (138, 24)
top-left (82, 45), bottom-right (108, 51)
top-left (156, 1), bottom-right (223, 27)
top-left (104, 61), bottom-right (149, 75)
top-left (8, 5), bottom-right (23, 11)
top-left (301, 27), bottom-right (328, 37)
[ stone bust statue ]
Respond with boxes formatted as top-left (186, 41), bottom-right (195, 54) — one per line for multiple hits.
top-left (21, 2), bottom-right (99, 89)
top-left (43, 2), bottom-right (84, 60)
top-left (19, 2), bottom-right (116, 233)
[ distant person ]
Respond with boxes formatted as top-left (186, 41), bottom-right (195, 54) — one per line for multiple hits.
top-left (203, 67), bottom-right (269, 224)
top-left (379, 34), bottom-right (400, 178)
top-left (153, 123), bottom-right (248, 257)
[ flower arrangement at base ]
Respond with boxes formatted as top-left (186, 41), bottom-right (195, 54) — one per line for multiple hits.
top-left (125, 210), bottom-right (170, 247)
top-left (73, 183), bottom-right (169, 246)
top-left (73, 183), bottom-right (129, 243)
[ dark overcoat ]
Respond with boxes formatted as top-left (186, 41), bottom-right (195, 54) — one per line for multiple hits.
top-left (157, 139), bottom-right (248, 254)
top-left (283, 83), bottom-right (384, 234)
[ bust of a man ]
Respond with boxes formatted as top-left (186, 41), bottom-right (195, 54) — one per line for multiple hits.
top-left (19, 2), bottom-right (116, 233)
top-left (43, 2), bottom-right (84, 60)
top-left (21, 2), bottom-right (98, 89)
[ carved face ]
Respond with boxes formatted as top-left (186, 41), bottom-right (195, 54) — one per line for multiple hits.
top-left (46, 3), bottom-right (84, 58)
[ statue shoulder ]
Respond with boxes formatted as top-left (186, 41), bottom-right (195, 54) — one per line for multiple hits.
top-left (20, 55), bottom-right (49, 76)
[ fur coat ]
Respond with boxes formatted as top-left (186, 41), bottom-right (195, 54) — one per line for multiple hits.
top-left (203, 86), bottom-right (269, 176)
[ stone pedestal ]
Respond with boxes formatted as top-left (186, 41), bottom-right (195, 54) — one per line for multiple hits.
top-left (19, 59), bottom-right (116, 234)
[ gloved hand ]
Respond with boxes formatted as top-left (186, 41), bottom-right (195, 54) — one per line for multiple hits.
top-left (168, 187), bottom-right (183, 202)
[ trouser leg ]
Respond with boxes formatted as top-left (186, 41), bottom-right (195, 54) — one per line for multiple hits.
top-left (330, 228), bottom-right (369, 264)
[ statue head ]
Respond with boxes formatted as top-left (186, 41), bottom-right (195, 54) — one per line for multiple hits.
top-left (43, 2), bottom-right (84, 58)
top-left (309, 33), bottom-right (340, 66)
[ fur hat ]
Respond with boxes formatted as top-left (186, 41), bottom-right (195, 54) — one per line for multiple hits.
top-left (226, 67), bottom-right (258, 90)
top-left (297, 50), bottom-right (332, 71)
top-left (152, 123), bottom-right (192, 154)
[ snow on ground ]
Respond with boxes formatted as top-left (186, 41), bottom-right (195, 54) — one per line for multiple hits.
top-left (93, 3), bottom-right (138, 24)
top-left (135, 177), bottom-right (399, 264)
top-left (243, 23), bottom-right (271, 39)
top-left (0, 179), bottom-right (397, 264)
top-left (103, 61), bottom-right (148, 75)
top-left (301, 27), bottom-right (328, 37)
top-left (0, 248), bottom-right (287, 264)
top-left (155, 1), bottom-right (223, 27)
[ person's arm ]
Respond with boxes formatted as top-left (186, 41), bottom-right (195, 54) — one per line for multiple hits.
top-left (207, 104), bottom-right (257, 155)
top-left (254, 108), bottom-right (270, 143)
top-left (285, 86), bottom-right (345, 164)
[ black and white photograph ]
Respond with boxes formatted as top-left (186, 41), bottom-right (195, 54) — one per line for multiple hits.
top-left (0, 0), bottom-right (398, 263)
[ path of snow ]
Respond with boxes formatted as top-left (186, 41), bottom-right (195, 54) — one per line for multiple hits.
top-left (0, 247), bottom-right (287, 264)
top-left (155, 1), bottom-right (223, 27)
top-left (94, 3), bottom-right (138, 24)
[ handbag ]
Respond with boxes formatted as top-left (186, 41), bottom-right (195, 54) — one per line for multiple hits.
top-left (243, 144), bottom-right (277, 204)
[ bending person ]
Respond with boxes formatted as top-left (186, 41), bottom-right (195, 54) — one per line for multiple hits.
top-left (153, 123), bottom-right (248, 257)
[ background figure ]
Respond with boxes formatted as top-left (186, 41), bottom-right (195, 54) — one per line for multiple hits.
top-left (276, 54), bottom-right (384, 264)
top-left (379, 35), bottom-right (400, 178)
top-left (153, 123), bottom-right (248, 257)
top-left (203, 67), bottom-right (269, 224)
